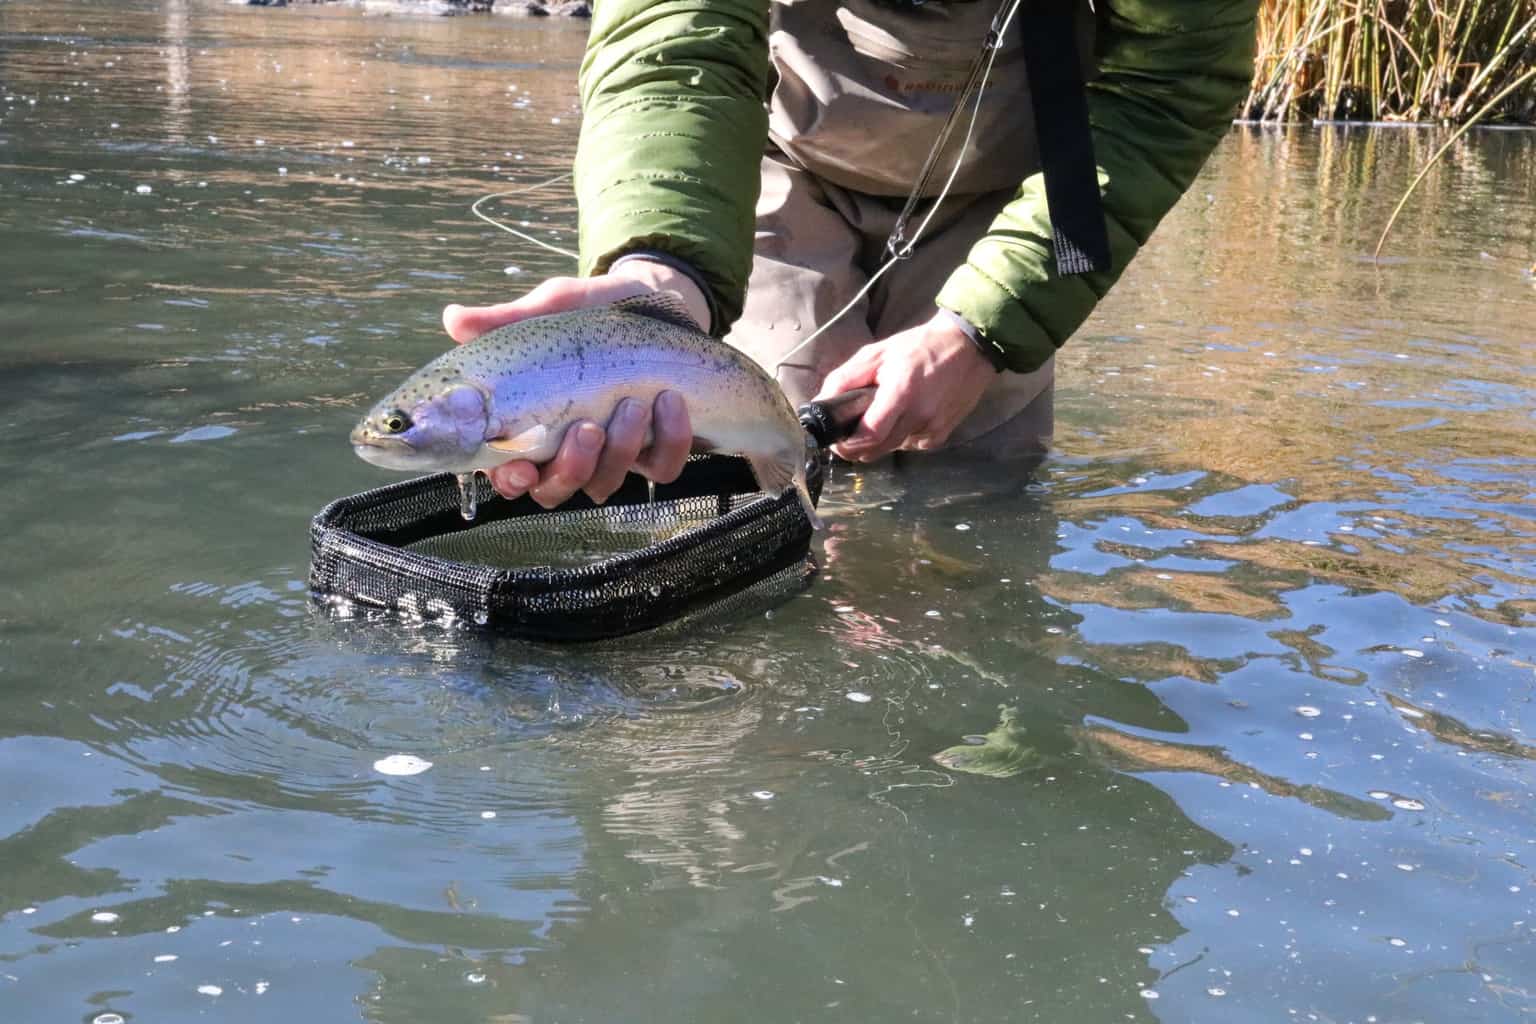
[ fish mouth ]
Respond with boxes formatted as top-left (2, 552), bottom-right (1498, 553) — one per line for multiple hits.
top-left (350, 426), bottom-right (409, 450)
top-left (351, 431), bottom-right (420, 470)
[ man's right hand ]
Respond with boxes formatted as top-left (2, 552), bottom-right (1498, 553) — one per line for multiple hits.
top-left (441, 259), bottom-right (707, 507)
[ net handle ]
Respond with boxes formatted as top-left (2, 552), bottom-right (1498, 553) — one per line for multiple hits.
top-left (797, 387), bottom-right (877, 449)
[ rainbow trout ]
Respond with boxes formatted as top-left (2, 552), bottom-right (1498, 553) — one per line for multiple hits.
top-left (350, 293), bottom-right (819, 526)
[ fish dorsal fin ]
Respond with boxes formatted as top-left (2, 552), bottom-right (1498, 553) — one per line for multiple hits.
top-left (611, 290), bottom-right (703, 333)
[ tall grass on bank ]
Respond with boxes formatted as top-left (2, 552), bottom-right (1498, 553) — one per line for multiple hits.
top-left (1246, 0), bottom-right (1536, 123)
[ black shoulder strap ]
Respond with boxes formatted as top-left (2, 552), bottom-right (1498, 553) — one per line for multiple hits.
top-left (884, 0), bottom-right (1111, 277)
top-left (1018, 0), bottom-right (1111, 275)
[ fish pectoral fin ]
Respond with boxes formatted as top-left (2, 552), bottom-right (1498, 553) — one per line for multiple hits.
top-left (746, 453), bottom-right (822, 531)
top-left (485, 424), bottom-right (550, 457)
top-left (611, 291), bottom-right (703, 333)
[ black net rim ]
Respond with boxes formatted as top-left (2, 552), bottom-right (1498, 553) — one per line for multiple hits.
top-left (308, 453), bottom-right (823, 641)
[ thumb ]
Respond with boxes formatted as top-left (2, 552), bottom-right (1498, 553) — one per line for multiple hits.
top-left (814, 343), bottom-right (884, 402)
top-left (442, 299), bottom-right (537, 343)
top-left (442, 276), bottom-right (647, 344)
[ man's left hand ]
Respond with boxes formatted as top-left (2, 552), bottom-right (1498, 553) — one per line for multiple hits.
top-left (813, 310), bottom-right (996, 462)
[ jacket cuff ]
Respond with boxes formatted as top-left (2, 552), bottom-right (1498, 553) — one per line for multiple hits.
top-left (933, 307), bottom-right (1008, 373)
top-left (936, 265), bottom-right (1059, 375)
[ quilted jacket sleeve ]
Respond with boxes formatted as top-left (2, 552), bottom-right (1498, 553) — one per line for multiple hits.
top-left (935, 0), bottom-right (1259, 372)
top-left (576, 0), bottom-right (772, 331)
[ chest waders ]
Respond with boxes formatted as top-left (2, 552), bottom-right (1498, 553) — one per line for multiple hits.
top-left (885, 0), bottom-right (1110, 277)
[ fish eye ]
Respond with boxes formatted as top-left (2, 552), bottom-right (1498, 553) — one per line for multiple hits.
top-left (381, 410), bottom-right (412, 434)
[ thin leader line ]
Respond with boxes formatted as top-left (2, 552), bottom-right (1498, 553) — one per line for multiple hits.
top-left (470, 171), bottom-right (579, 261)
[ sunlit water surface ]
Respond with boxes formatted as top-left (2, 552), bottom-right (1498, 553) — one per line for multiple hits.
top-left (2, 2), bottom-right (1534, 1021)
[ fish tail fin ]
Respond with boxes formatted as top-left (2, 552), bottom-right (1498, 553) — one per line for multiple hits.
top-left (746, 452), bottom-right (823, 530)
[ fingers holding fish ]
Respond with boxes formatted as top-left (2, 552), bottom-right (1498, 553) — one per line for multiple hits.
top-left (632, 390), bottom-right (692, 485)
top-left (479, 391), bottom-right (691, 506)
top-left (584, 398), bottom-right (652, 504)
top-left (528, 420), bottom-right (607, 509)
top-left (486, 460), bottom-right (540, 499)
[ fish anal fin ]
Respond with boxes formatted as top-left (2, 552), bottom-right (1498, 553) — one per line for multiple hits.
top-left (611, 290), bottom-right (703, 333)
top-left (746, 452), bottom-right (822, 530)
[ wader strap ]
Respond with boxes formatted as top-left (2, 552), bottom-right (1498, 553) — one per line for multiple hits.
top-left (1019, 0), bottom-right (1110, 276)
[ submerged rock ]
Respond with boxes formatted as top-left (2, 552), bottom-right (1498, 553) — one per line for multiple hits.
top-left (932, 705), bottom-right (1042, 779)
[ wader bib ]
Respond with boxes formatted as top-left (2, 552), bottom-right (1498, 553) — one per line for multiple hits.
top-left (726, 0), bottom-right (1096, 458)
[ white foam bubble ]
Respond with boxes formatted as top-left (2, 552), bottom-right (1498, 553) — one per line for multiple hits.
top-left (154, 954), bottom-right (178, 963)
top-left (1392, 798), bottom-right (1426, 811)
top-left (255, 980), bottom-right (270, 994)
top-left (197, 985), bottom-right (223, 996)
top-left (92, 1014), bottom-right (125, 1024)
top-left (134, 184), bottom-right (151, 194)
top-left (1402, 649), bottom-right (1425, 658)
top-left (846, 692), bottom-right (872, 703)
top-left (373, 754), bottom-right (433, 776)
top-left (91, 911), bottom-right (120, 924)
top-left (479, 811), bottom-right (496, 820)
top-left (752, 791), bottom-right (774, 801)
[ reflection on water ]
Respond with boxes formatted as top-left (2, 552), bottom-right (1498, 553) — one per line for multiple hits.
top-left (1, 0), bottom-right (1534, 1021)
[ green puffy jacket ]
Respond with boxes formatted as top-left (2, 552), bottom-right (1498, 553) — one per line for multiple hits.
top-left (575, 0), bottom-right (1258, 372)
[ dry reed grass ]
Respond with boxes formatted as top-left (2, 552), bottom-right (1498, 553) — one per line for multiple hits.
top-left (1246, 0), bottom-right (1536, 123)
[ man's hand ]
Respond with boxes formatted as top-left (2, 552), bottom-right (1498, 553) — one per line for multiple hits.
top-left (441, 259), bottom-right (707, 506)
top-left (813, 311), bottom-right (997, 463)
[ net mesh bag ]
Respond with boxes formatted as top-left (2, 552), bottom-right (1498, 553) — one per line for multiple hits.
top-left (309, 452), bottom-right (823, 641)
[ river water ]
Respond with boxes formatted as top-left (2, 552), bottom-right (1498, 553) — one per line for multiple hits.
top-left (2, 2), bottom-right (1534, 1021)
